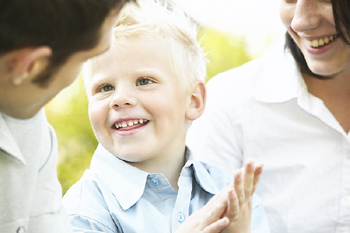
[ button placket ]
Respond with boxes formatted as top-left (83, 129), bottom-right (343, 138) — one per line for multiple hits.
top-left (171, 167), bottom-right (193, 232)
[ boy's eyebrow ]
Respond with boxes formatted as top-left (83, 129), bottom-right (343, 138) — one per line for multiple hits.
top-left (90, 73), bottom-right (111, 86)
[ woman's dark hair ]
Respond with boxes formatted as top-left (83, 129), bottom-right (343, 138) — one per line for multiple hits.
top-left (285, 0), bottom-right (350, 79)
top-left (0, 0), bottom-right (131, 86)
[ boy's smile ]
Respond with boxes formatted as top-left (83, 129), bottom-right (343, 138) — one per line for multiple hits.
top-left (113, 119), bottom-right (149, 130)
top-left (87, 35), bottom-right (192, 171)
top-left (112, 118), bottom-right (149, 137)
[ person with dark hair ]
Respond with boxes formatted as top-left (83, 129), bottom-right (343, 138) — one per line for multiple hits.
top-left (187, 0), bottom-right (350, 232)
top-left (0, 0), bottom-right (132, 232)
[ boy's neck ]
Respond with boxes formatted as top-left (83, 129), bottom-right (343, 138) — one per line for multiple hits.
top-left (127, 148), bottom-right (187, 192)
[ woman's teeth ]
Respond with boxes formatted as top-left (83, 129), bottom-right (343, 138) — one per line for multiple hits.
top-left (305, 35), bottom-right (337, 48)
top-left (115, 119), bottom-right (148, 129)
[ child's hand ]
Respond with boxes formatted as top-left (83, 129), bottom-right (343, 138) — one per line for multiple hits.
top-left (222, 160), bottom-right (263, 233)
top-left (175, 187), bottom-right (231, 233)
top-left (175, 159), bottom-right (263, 233)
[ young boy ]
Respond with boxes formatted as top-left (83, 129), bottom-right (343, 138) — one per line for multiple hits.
top-left (0, 0), bottom-right (132, 232)
top-left (63, 0), bottom-right (270, 232)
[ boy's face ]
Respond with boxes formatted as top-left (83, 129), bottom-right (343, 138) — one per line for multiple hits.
top-left (87, 35), bottom-right (192, 169)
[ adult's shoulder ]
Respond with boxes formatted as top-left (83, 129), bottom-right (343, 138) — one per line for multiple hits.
top-left (207, 56), bottom-right (265, 93)
top-left (207, 37), bottom-right (289, 93)
top-left (205, 52), bottom-right (273, 110)
top-left (204, 39), bottom-right (291, 109)
top-left (202, 56), bottom-right (266, 117)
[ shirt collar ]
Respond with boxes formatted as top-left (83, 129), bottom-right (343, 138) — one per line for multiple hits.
top-left (253, 39), bottom-right (346, 134)
top-left (0, 109), bottom-right (47, 165)
top-left (253, 38), bottom-right (305, 104)
top-left (90, 145), bottom-right (223, 210)
top-left (183, 149), bottom-right (223, 195)
top-left (90, 144), bottom-right (149, 210)
top-left (0, 114), bottom-right (25, 164)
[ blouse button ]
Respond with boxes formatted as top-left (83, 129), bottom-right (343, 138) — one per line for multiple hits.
top-left (17, 226), bottom-right (25, 233)
top-left (342, 196), bottom-right (350, 206)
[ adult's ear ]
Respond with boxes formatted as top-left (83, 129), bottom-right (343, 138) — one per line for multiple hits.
top-left (185, 81), bottom-right (206, 121)
top-left (10, 46), bottom-right (52, 85)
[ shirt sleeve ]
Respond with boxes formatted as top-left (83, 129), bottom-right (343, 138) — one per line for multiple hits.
top-left (63, 171), bottom-right (122, 233)
top-left (251, 195), bottom-right (270, 233)
top-left (187, 70), bottom-right (246, 172)
top-left (28, 125), bottom-right (73, 233)
top-left (68, 214), bottom-right (118, 233)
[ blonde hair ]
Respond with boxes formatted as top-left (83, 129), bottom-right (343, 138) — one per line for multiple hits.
top-left (83, 0), bottom-right (207, 93)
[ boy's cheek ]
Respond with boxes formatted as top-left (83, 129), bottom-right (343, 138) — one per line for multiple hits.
top-left (89, 106), bottom-right (105, 127)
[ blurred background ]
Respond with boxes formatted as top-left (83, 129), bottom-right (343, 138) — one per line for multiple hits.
top-left (45, 0), bottom-right (285, 194)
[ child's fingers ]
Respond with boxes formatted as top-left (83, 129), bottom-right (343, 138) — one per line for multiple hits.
top-left (205, 186), bottom-right (229, 212)
top-left (202, 217), bottom-right (229, 233)
top-left (175, 190), bottom-right (229, 233)
top-left (252, 163), bottom-right (263, 194)
top-left (233, 169), bottom-right (245, 205)
top-left (206, 186), bottom-right (229, 206)
top-left (225, 187), bottom-right (239, 219)
top-left (243, 159), bottom-right (255, 197)
top-left (198, 187), bottom-right (230, 224)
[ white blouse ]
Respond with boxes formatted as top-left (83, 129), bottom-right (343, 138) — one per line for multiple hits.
top-left (187, 39), bottom-right (350, 233)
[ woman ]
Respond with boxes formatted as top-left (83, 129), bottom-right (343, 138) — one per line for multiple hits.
top-left (187, 0), bottom-right (350, 232)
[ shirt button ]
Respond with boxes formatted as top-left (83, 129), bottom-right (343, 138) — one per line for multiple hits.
top-left (342, 196), bottom-right (350, 206)
top-left (150, 177), bottom-right (159, 186)
top-left (17, 226), bottom-right (25, 233)
top-left (177, 212), bottom-right (185, 223)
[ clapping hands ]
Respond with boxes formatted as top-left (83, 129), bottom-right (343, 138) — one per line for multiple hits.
top-left (176, 160), bottom-right (263, 233)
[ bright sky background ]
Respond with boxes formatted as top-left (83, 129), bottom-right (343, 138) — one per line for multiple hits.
top-left (177, 0), bottom-right (285, 57)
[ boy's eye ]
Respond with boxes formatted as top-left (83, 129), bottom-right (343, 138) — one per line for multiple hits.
top-left (99, 84), bottom-right (115, 92)
top-left (137, 77), bottom-right (154, 86)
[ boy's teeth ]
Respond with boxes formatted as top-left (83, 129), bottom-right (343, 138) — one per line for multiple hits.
top-left (115, 119), bottom-right (148, 129)
top-left (305, 35), bottom-right (337, 48)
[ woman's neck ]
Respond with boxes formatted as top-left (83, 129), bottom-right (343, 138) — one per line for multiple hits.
top-left (303, 72), bottom-right (350, 133)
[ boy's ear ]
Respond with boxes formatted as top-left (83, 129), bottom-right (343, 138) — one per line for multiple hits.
top-left (10, 46), bottom-right (52, 85)
top-left (185, 81), bottom-right (206, 121)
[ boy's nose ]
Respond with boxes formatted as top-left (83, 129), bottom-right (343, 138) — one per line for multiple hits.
top-left (109, 89), bottom-right (137, 109)
top-left (291, 0), bottom-right (322, 33)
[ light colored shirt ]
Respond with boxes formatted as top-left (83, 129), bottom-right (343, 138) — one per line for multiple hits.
top-left (0, 109), bottom-right (72, 233)
top-left (186, 38), bottom-right (350, 233)
top-left (63, 144), bottom-right (270, 233)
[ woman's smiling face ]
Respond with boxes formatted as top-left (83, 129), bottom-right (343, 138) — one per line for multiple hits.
top-left (280, 0), bottom-right (350, 78)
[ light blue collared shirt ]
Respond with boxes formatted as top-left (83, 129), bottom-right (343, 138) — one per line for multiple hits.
top-left (63, 145), bottom-right (270, 233)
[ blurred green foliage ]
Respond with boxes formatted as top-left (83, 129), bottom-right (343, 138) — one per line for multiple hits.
top-left (46, 77), bottom-right (98, 194)
top-left (198, 28), bottom-right (251, 82)
top-left (46, 27), bottom-right (255, 195)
